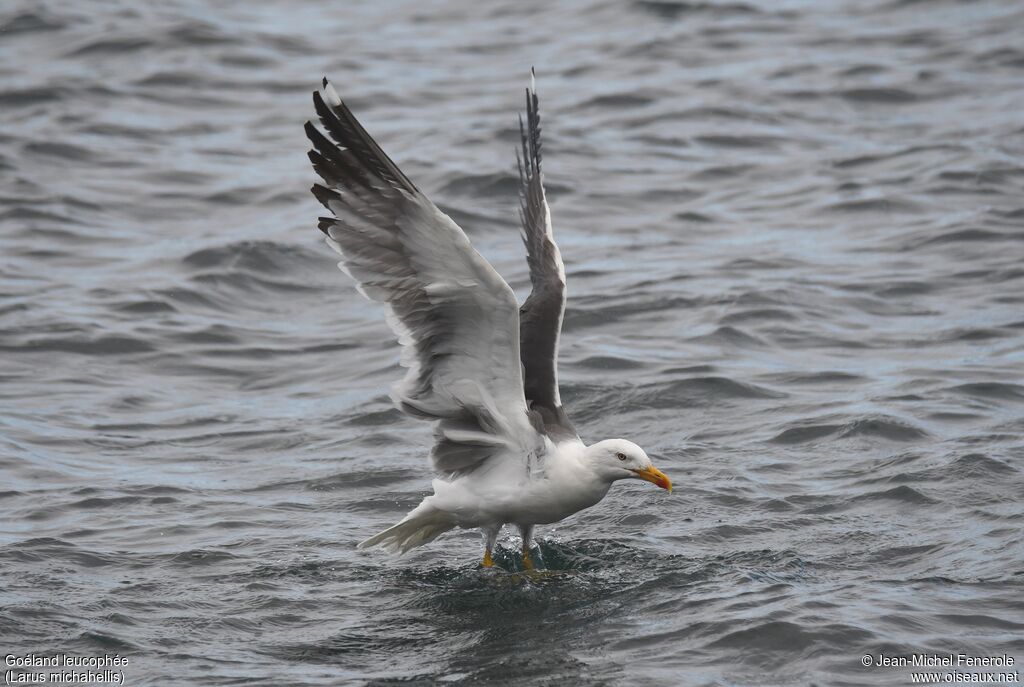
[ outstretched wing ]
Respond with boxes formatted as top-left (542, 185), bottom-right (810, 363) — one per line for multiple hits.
top-left (306, 78), bottom-right (542, 473)
top-left (516, 72), bottom-right (577, 441)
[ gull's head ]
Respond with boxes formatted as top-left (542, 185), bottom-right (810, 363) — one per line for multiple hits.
top-left (584, 439), bottom-right (672, 493)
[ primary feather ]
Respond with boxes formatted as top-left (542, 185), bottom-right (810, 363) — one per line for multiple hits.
top-left (307, 78), bottom-right (544, 476)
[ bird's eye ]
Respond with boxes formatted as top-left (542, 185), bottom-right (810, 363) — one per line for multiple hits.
top-left (616, 452), bottom-right (628, 461)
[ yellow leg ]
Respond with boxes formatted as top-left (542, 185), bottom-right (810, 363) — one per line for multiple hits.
top-left (482, 549), bottom-right (494, 568)
top-left (522, 546), bottom-right (534, 571)
top-left (519, 525), bottom-right (536, 571)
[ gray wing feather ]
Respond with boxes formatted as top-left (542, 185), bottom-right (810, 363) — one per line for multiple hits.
top-left (516, 72), bottom-right (577, 441)
top-left (307, 78), bottom-right (542, 473)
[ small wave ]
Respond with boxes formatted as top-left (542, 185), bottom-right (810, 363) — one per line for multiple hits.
top-left (853, 485), bottom-right (938, 506)
top-left (634, 376), bottom-right (785, 408)
top-left (719, 308), bottom-right (797, 324)
top-left (914, 228), bottom-right (1014, 247)
top-left (770, 423), bottom-right (842, 444)
top-left (824, 198), bottom-right (920, 214)
top-left (947, 326), bottom-right (1010, 341)
top-left (574, 355), bottom-right (645, 370)
top-left (152, 286), bottom-right (227, 311)
top-left (23, 141), bottom-right (97, 162)
top-left (535, 538), bottom-right (650, 572)
top-left (2, 207), bottom-right (81, 225)
top-left (831, 144), bottom-right (962, 169)
top-left (0, 11), bottom-right (67, 34)
top-left (0, 87), bottom-right (63, 107)
top-left (993, 207), bottom-right (1024, 222)
top-left (765, 371), bottom-right (865, 386)
top-left (563, 295), bottom-right (696, 331)
top-left (724, 259), bottom-right (804, 273)
top-left (181, 241), bottom-right (326, 294)
top-left (948, 382), bottom-right (1024, 402)
top-left (192, 271), bottom-right (320, 294)
top-left (937, 613), bottom-right (1024, 630)
top-left (72, 632), bottom-right (138, 652)
top-left (926, 411), bottom-right (982, 423)
top-left (674, 211), bottom-right (714, 223)
top-left (633, 1), bottom-right (761, 20)
top-left (135, 70), bottom-right (206, 88)
top-left (690, 325), bottom-right (766, 348)
top-left (695, 135), bottom-right (783, 150)
top-left (439, 171), bottom-right (520, 198)
top-left (217, 51), bottom-right (279, 68)
top-left (975, 47), bottom-right (1024, 69)
top-left (701, 524), bottom-right (774, 542)
top-left (691, 163), bottom-right (755, 180)
top-left (66, 36), bottom-right (151, 57)
top-left (251, 468), bottom-right (418, 494)
top-left (865, 543), bottom-right (945, 565)
top-left (254, 32), bottom-right (312, 54)
top-left (707, 620), bottom-right (872, 655)
top-left (771, 415), bottom-right (926, 444)
top-left (69, 496), bottom-right (145, 510)
top-left (948, 453), bottom-right (1016, 476)
top-left (0, 335), bottom-right (154, 356)
top-left (873, 280), bottom-right (933, 297)
top-left (168, 324), bottom-right (239, 345)
top-left (111, 296), bottom-right (179, 314)
top-left (577, 92), bottom-right (656, 109)
top-left (937, 167), bottom-right (1024, 185)
top-left (166, 20), bottom-right (239, 47)
top-left (203, 185), bottom-right (284, 206)
top-left (279, 630), bottom-right (410, 660)
top-left (165, 549), bottom-right (240, 567)
top-left (836, 87), bottom-right (920, 104)
top-left (0, 538), bottom-right (119, 568)
top-left (894, 452), bottom-right (1019, 485)
top-left (683, 105), bottom-right (780, 123)
top-left (839, 417), bottom-right (927, 441)
top-left (840, 64), bottom-right (887, 77)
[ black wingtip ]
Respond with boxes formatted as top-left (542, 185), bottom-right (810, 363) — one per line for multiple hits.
top-left (311, 89), bottom-right (329, 118)
top-left (310, 183), bottom-right (340, 211)
top-left (302, 120), bottom-right (319, 145)
top-left (322, 76), bottom-right (329, 88)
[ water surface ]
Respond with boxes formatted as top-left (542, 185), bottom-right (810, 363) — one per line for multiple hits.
top-left (2, 0), bottom-right (1023, 684)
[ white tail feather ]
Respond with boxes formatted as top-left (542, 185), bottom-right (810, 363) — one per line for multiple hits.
top-left (358, 503), bottom-right (456, 554)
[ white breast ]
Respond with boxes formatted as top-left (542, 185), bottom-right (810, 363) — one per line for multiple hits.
top-left (433, 440), bottom-right (611, 527)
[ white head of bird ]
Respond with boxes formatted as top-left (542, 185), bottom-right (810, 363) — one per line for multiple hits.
top-left (583, 439), bottom-right (673, 492)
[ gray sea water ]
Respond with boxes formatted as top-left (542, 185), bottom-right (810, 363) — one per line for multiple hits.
top-left (2, 0), bottom-right (1023, 685)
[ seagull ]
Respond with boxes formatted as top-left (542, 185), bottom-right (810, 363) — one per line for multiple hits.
top-left (305, 72), bottom-right (671, 570)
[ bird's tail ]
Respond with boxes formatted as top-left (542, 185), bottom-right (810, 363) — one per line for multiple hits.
top-left (357, 501), bottom-right (456, 554)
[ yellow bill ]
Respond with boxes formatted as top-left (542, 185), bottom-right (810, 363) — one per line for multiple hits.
top-left (632, 465), bottom-right (672, 493)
